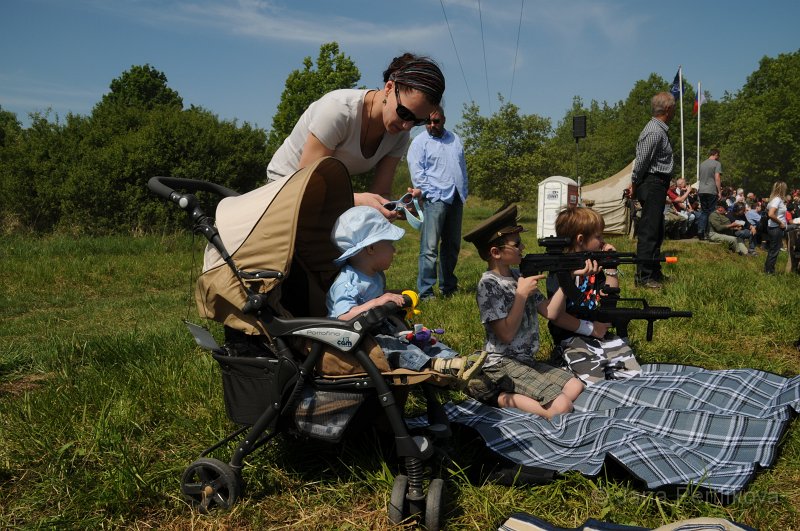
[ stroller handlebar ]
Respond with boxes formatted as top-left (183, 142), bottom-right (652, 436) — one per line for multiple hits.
top-left (147, 176), bottom-right (240, 204)
top-left (147, 176), bottom-right (240, 224)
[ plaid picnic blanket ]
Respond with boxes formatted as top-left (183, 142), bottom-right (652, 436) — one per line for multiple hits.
top-left (440, 363), bottom-right (800, 496)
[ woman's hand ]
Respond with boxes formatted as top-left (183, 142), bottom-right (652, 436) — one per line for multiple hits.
top-left (354, 192), bottom-right (400, 221)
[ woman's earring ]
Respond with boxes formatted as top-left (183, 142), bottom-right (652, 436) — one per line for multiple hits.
top-left (382, 98), bottom-right (387, 104)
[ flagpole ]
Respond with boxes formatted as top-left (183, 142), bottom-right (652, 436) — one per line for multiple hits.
top-left (696, 81), bottom-right (701, 180)
top-left (678, 66), bottom-right (685, 181)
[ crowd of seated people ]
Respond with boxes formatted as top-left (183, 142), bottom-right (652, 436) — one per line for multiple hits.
top-left (658, 184), bottom-right (800, 273)
top-left (662, 184), bottom-right (800, 248)
top-left (664, 178), bottom-right (698, 238)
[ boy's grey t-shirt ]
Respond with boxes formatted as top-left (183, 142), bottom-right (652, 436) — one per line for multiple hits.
top-left (476, 269), bottom-right (544, 367)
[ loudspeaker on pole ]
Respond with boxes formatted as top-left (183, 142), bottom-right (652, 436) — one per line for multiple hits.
top-left (572, 115), bottom-right (587, 139)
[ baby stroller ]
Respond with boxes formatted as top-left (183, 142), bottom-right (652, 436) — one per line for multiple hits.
top-left (148, 157), bottom-right (453, 529)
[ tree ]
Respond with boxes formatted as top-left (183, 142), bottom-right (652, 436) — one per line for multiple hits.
top-left (0, 105), bottom-right (22, 148)
top-left (547, 73), bottom-right (715, 186)
top-left (0, 110), bottom-right (79, 232)
top-left (95, 64), bottom-right (183, 112)
top-left (549, 96), bottom-right (629, 186)
top-left (58, 105), bottom-right (267, 233)
top-left (723, 49), bottom-right (800, 195)
top-left (0, 107), bottom-right (25, 230)
top-left (1, 65), bottom-right (267, 234)
top-left (265, 42), bottom-right (361, 159)
top-left (456, 96), bottom-right (552, 205)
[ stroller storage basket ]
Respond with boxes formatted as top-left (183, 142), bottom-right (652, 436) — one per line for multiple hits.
top-left (212, 353), bottom-right (298, 426)
top-left (294, 387), bottom-right (366, 443)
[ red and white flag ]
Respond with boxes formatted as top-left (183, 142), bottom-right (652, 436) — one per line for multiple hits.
top-left (692, 92), bottom-right (706, 116)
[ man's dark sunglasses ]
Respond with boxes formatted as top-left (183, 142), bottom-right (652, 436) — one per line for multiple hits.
top-left (394, 84), bottom-right (431, 126)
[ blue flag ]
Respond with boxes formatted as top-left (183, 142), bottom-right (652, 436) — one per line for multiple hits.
top-left (670, 69), bottom-right (684, 101)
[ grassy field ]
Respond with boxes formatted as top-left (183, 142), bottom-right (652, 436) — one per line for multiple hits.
top-left (1, 199), bottom-right (799, 530)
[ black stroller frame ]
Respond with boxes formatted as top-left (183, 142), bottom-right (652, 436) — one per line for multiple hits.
top-left (148, 167), bottom-right (452, 529)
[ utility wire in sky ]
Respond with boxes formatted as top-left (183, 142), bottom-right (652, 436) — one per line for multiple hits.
top-left (509, 0), bottom-right (524, 101)
top-left (439, 0), bottom-right (473, 105)
top-left (478, 0), bottom-right (492, 113)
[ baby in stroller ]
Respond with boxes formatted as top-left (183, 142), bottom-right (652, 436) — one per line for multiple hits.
top-left (327, 206), bottom-right (486, 380)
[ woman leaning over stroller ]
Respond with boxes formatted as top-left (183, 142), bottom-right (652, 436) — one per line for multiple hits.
top-left (764, 181), bottom-right (788, 274)
top-left (267, 53), bottom-right (445, 220)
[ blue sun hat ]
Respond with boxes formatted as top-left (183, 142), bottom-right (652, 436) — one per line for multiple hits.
top-left (332, 206), bottom-right (405, 266)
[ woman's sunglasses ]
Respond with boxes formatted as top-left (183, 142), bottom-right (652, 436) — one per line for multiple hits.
top-left (394, 84), bottom-right (431, 126)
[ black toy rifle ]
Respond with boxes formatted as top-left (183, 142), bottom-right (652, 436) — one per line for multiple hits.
top-left (572, 287), bottom-right (691, 340)
top-left (521, 236), bottom-right (691, 341)
top-left (520, 236), bottom-right (678, 277)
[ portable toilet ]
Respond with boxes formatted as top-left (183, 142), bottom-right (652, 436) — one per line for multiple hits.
top-left (537, 176), bottom-right (579, 239)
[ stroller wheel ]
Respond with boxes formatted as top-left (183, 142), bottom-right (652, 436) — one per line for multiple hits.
top-left (387, 474), bottom-right (409, 525)
top-left (424, 478), bottom-right (444, 531)
top-left (181, 458), bottom-right (242, 513)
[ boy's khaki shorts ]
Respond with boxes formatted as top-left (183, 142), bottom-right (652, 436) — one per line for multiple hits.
top-left (466, 357), bottom-right (573, 407)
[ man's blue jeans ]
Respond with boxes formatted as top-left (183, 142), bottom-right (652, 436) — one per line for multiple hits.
top-left (733, 228), bottom-right (755, 251)
top-left (697, 193), bottom-right (717, 238)
top-left (417, 196), bottom-right (463, 298)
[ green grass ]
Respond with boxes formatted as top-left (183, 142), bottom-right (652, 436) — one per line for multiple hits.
top-left (1, 200), bottom-right (799, 530)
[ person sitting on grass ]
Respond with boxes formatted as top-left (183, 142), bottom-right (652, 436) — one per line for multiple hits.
top-left (745, 200), bottom-right (764, 250)
top-left (667, 177), bottom-right (697, 238)
top-left (709, 200), bottom-right (753, 256)
top-left (462, 205), bottom-right (587, 420)
top-left (327, 205), bottom-right (485, 380)
top-left (727, 202), bottom-right (758, 254)
top-left (545, 206), bottom-right (642, 385)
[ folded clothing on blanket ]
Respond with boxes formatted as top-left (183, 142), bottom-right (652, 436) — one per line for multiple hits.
top-left (420, 363), bottom-right (800, 496)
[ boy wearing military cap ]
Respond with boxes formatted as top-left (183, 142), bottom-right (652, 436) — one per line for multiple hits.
top-left (463, 205), bottom-right (586, 419)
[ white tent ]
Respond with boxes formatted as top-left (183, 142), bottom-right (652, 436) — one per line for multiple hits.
top-left (580, 161), bottom-right (634, 235)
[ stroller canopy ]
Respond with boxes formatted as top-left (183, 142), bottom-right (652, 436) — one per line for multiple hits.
top-left (196, 157), bottom-right (354, 334)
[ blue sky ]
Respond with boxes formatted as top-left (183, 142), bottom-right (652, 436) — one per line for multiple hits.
top-left (2, 0), bottom-right (798, 131)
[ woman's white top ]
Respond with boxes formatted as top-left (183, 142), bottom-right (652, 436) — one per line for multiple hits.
top-left (266, 89), bottom-right (409, 181)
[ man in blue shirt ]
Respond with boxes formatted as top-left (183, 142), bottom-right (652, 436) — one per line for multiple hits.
top-left (407, 106), bottom-right (468, 300)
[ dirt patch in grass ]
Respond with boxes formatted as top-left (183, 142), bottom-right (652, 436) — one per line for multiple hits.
top-left (0, 374), bottom-right (49, 396)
